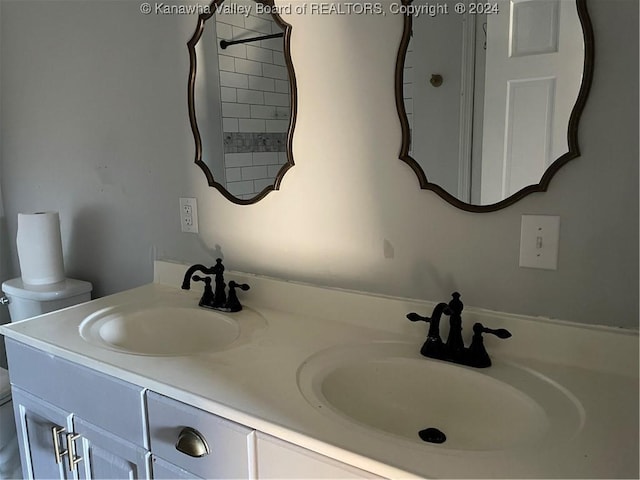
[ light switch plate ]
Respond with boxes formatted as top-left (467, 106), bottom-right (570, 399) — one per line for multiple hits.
top-left (519, 215), bottom-right (560, 270)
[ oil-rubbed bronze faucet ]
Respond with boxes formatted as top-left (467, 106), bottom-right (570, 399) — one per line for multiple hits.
top-left (182, 259), bottom-right (250, 312)
top-left (407, 292), bottom-right (511, 368)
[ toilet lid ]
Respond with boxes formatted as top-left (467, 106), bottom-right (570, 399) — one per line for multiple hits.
top-left (0, 369), bottom-right (10, 403)
top-left (2, 277), bottom-right (92, 301)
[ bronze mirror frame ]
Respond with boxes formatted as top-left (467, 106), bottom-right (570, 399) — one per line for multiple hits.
top-left (395, 0), bottom-right (595, 212)
top-left (187, 0), bottom-right (298, 205)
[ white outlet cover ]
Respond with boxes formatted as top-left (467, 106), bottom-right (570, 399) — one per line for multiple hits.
top-left (179, 197), bottom-right (198, 233)
top-left (519, 215), bottom-right (560, 270)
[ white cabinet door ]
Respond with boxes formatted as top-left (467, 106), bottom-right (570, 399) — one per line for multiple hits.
top-left (255, 433), bottom-right (383, 479)
top-left (11, 388), bottom-right (74, 480)
top-left (7, 340), bottom-right (151, 480)
top-left (12, 388), bottom-right (151, 480)
top-left (74, 417), bottom-right (150, 480)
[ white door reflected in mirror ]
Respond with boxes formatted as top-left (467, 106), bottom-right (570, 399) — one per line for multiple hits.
top-left (402, 0), bottom-right (589, 208)
top-left (481, 0), bottom-right (582, 204)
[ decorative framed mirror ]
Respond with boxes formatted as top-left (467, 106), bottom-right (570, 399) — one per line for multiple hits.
top-left (187, 0), bottom-right (297, 204)
top-left (396, 0), bottom-right (594, 212)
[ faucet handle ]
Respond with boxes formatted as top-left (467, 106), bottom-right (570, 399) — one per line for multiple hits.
top-left (229, 281), bottom-right (250, 292)
top-left (225, 281), bottom-right (250, 312)
top-left (406, 304), bottom-right (452, 325)
top-left (406, 312), bottom-right (429, 323)
top-left (192, 275), bottom-right (211, 284)
top-left (465, 322), bottom-right (512, 368)
top-left (192, 275), bottom-right (215, 308)
top-left (474, 323), bottom-right (512, 339)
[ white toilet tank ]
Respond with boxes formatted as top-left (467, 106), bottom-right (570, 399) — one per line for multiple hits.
top-left (2, 277), bottom-right (92, 322)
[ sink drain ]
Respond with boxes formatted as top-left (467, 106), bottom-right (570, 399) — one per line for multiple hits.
top-left (419, 427), bottom-right (446, 444)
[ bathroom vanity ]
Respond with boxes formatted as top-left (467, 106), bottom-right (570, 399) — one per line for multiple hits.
top-left (6, 340), bottom-right (375, 479)
top-left (1, 261), bottom-right (638, 479)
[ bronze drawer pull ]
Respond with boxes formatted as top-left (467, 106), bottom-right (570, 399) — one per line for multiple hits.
top-left (175, 427), bottom-right (210, 458)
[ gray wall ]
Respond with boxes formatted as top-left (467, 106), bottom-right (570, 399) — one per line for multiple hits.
top-left (0, 0), bottom-right (637, 329)
top-left (0, 0), bottom-right (206, 296)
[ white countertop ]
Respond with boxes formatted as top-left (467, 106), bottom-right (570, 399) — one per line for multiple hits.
top-left (2, 260), bottom-right (638, 478)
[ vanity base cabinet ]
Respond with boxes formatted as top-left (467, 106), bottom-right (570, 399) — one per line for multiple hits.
top-left (6, 340), bottom-right (150, 480)
top-left (7, 339), bottom-right (384, 480)
top-left (255, 433), bottom-right (383, 479)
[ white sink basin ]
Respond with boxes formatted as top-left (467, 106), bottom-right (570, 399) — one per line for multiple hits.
top-left (79, 304), bottom-right (241, 356)
top-left (297, 342), bottom-right (584, 451)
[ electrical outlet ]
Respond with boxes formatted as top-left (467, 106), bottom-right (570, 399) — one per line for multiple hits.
top-left (519, 215), bottom-right (560, 270)
top-left (179, 198), bottom-right (198, 233)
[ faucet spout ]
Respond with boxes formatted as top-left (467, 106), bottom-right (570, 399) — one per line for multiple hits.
top-left (181, 264), bottom-right (215, 290)
top-left (407, 302), bottom-right (451, 360)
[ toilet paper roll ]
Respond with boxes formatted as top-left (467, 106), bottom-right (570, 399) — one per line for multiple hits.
top-left (16, 212), bottom-right (66, 285)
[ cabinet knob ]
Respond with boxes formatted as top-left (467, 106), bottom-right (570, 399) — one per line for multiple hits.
top-left (175, 427), bottom-right (210, 458)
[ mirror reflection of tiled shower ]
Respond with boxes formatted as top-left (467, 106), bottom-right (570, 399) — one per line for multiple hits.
top-left (216, 2), bottom-right (290, 200)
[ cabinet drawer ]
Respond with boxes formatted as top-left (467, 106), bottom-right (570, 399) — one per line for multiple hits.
top-left (146, 391), bottom-right (255, 479)
top-left (256, 432), bottom-right (384, 479)
top-left (151, 455), bottom-right (202, 479)
top-left (6, 339), bottom-right (145, 447)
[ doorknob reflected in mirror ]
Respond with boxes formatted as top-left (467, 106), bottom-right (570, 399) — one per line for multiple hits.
top-left (430, 74), bottom-right (443, 87)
